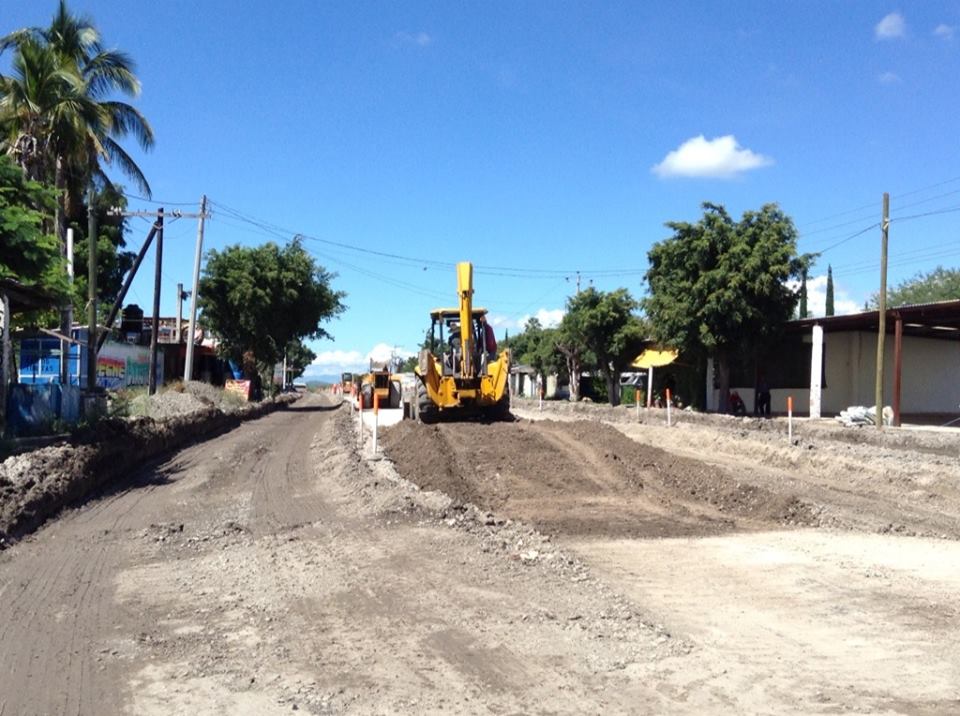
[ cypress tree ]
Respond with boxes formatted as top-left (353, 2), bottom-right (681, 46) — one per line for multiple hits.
top-left (798, 269), bottom-right (808, 318)
top-left (825, 265), bottom-right (835, 316)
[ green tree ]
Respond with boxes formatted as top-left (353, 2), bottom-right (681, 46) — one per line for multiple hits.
top-left (284, 338), bottom-right (317, 382)
top-left (557, 288), bottom-right (645, 406)
top-left (1, 1), bottom-right (154, 247)
top-left (870, 265), bottom-right (960, 308)
top-left (644, 202), bottom-right (809, 413)
top-left (198, 238), bottom-right (345, 376)
top-left (825, 265), bottom-right (835, 316)
top-left (0, 155), bottom-right (66, 298)
top-left (501, 317), bottom-right (564, 382)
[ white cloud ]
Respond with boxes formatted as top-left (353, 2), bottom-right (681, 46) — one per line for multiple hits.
top-left (311, 349), bottom-right (364, 369)
top-left (394, 31), bottom-right (432, 47)
top-left (934, 23), bottom-right (955, 39)
top-left (652, 135), bottom-right (773, 179)
top-left (875, 12), bottom-right (906, 40)
top-left (878, 71), bottom-right (901, 84)
top-left (487, 308), bottom-right (565, 333)
top-left (521, 308), bottom-right (565, 329)
top-left (789, 274), bottom-right (860, 317)
top-left (305, 343), bottom-right (413, 377)
top-left (366, 342), bottom-right (414, 364)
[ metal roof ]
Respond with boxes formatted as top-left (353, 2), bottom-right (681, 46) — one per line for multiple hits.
top-left (788, 299), bottom-right (960, 339)
top-left (429, 307), bottom-right (489, 319)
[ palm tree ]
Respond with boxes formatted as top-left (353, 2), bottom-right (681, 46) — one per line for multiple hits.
top-left (0, 0), bottom-right (154, 245)
top-left (39, 0), bottom-right (155, 198)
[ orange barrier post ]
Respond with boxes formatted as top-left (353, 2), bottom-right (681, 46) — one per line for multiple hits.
top-left (666, 388), bottom-right (672, 427)
top-left (635, 385), bottom-right (640, 421)
top-left (358, 393), bottom-right (364, 448)
top-left (787, 395), bottom-right (794, 442)
top-left (373, 393), bottom-right (380, 454)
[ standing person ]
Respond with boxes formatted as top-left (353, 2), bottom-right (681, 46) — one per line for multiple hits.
top-left (479, 314), bottom-right (497, 359)
top-left (756, 371), bottom-right (771, 417)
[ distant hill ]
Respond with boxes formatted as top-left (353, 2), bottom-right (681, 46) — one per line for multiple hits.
top-left (305, 374), bottom-right (342, 386)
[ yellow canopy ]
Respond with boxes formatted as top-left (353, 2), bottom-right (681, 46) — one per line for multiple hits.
top-left (631, 348), bottom-right (678, 369)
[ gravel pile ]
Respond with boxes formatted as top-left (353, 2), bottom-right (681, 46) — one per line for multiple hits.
top-left (123, 381), bottom-right (248, 420)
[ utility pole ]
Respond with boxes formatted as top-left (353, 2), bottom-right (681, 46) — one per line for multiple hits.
top-left (875, 192), bottom-right (889, 430)
top-left (86, 185), bottom-right (98, 393)
top-left (175, 283), bottom-right (185, 344)
top-left (184, 195), bottom-right (208, 382)
top-left (576, 271), bottom-right (581, 294)
top-left (107, 204), bottom-right (206, 370)
top-left (148, 208), bottom-right (164, 395)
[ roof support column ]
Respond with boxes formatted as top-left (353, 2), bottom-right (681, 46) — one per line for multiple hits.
top-left (893, 312), bottom-right (903, 427)
top-left (809, 323), bottom-right (823, 419)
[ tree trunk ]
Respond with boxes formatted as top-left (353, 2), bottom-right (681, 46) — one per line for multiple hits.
top-left (566, 354), bottom-right (580, 402)
top-left (716, 351), bottom-right (731, 414)
top-left (55, 155), bottom-right (67, 255)
top-left (604, 368), bottom-right (620, 407)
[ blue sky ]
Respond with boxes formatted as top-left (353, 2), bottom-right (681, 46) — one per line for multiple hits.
top-left (4, 1), bottom-right (960, 378)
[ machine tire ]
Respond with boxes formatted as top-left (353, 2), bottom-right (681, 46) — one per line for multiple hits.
top-left (389, 380), bottom-right (402, 409)
top-left (488, 391), bottom-right (511, 421)
top-left (360, 383), bottom-right (374, 409)
top-left (416, 381), bottom-right (438, 423)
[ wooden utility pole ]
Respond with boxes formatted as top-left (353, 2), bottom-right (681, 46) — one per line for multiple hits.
top-left (875, 192), bottom-right (889, 429)
top-left (148, 208), bottom-right (164, 395)
top-left (184, 195), bottom-right (208, 382)
top-left (86, 185), bottom-right (98, 392)
top-left (175, 283), bottom-right (184, 344)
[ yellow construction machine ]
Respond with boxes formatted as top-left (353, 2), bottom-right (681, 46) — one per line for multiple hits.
top-left (358, 360), bottom-right (402, 409)
top-left (414, 262), bottom-right (511, 422)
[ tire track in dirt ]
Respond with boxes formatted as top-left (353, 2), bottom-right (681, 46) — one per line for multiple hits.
top-left (0, 399), bottom-right (333, 716)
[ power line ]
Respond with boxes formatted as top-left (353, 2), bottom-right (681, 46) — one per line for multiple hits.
top-left (815, 223), bottom-right (880, 254)
top-left (208, 198), bottom-right (651, 279)
top-left (124, 193), bottom-right (202, 207)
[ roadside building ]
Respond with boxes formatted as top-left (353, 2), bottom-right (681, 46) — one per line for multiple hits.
top-left (706, 300), bottom-right (960, 425)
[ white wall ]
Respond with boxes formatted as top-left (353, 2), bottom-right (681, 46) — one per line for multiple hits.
top-left (710, 330), bottom-right (959, 415)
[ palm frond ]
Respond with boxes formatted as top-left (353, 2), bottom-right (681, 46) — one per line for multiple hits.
top-left (83, 50), bottom-right (140, 97)
top-left (98, 100), bottom-right (154, 150)
top-left (100, 134), bottom-right (150, 197)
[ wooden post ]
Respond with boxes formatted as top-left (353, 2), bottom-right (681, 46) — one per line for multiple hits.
top-left (893, 312), bottom-right (903, 427)
top-left (875, 192), bottom-right (889, 429)
top-left (175, 282), bottom-right (184, 344)
top-left (358, 393), bottom-right (364, 448)
top-left (148, 208), bottom-right (164, 395)
top-left (97, 223), bottom-right (158, 352)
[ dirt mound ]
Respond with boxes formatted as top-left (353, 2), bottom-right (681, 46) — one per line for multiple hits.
top-left (380, 418), bottom-right (818, 539)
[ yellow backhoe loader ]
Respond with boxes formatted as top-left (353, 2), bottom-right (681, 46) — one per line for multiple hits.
top-left (414, 262), bottom-right (511, 422)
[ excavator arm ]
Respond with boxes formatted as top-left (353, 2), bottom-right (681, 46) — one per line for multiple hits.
top-left (456, 261), bottom-right (475, 379)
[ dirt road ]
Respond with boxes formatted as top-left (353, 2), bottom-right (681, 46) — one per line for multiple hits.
top-left (1, 395), bottom-right (958, 714)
